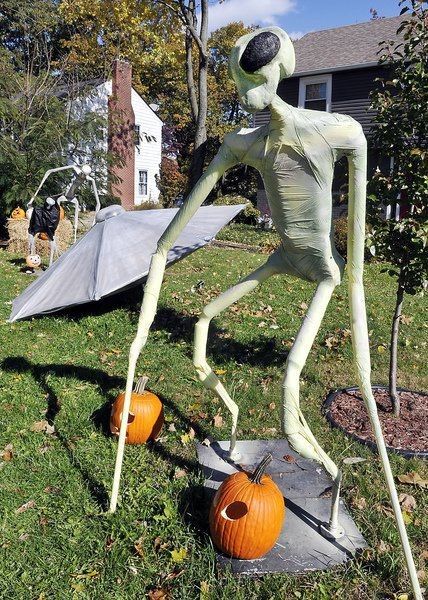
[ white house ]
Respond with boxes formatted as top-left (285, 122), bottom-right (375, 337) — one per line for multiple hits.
top-left (74, 60), bottom-right (163, 210)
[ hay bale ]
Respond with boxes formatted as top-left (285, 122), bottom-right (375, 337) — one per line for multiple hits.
top-left (7, 218), bottom-right (73, 257)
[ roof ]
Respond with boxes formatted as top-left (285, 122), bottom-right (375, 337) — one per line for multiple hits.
top-left (292, 15), bottom-right (405, 76)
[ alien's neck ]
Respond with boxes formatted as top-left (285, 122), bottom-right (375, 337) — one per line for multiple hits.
top-left (268, 96), bottom-right (293, 130)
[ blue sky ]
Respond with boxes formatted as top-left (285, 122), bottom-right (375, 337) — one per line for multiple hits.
top-left (208, 0), bottom-right (402, 36)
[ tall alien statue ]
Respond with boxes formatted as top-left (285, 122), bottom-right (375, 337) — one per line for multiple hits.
top-left (110, 28), bottom-right (421, 598)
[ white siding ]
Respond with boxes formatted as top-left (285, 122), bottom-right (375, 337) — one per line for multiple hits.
top-left (131, 88), bottom-right (163, 205)
top-left (89, 81), bottom-right (163, 205)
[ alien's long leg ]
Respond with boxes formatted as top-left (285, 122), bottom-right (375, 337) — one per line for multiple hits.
top-left (282, 277), bottom-right (344, 536)
top-left (348, 147), bottom-right (422, 598)
top-left (193, 260), bottom-right (278, 461)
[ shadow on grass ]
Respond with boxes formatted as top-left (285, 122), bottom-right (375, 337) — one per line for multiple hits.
top-left (1, 356), bottom-right (125, 511)
top-left (151, 306), bottom-right (289, 368)
top-left (1, 356), bottom-right (217, 510)
top-left (8, 257), bottom-right (26, 266)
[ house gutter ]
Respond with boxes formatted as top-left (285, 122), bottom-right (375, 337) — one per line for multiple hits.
top-left (292, 61), bottom-right (380, 78)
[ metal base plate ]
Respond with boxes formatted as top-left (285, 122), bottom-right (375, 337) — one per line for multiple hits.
top-left (196, 439), bottom-right (367, 575)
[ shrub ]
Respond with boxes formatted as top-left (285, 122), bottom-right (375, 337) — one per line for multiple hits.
top-left (213, 194), bottom-right (260, 225)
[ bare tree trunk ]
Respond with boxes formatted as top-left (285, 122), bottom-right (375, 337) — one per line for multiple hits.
top-left (185, 29), bottom-right (198, 124)
top-left (188, 0), bottom-right (208, 189)
top-left (389, 272), bottom-right (405, 416)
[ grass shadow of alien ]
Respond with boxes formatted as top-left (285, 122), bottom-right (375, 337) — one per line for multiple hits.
top-left (1, 356), bottom-right (223, 509)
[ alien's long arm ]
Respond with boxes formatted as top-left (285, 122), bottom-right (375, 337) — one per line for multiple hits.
top-left (28, 165), bottom-right (80, 206)
top-left (109, 144), bottom-right (238, 512)
top-left (346, 135), bottom-right (422, 599)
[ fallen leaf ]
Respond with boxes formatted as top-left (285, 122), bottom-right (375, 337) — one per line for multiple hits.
top-left (214, 369), bottom-right (226, 375)
top-left (31, 420), bottom-right (55, 435)
top-left (398, 493), bottom-right (417, 512)
top-left (377, 345), bottom-right (386, 354)
top-left (212, 414), bottom-right (223, 428)
top-left (70, 583), bottom-right (85, 592)
top-left (148, 589), bottom-right (168, 600)
top-left (343, 456), bottom-right (367, 465)
top-left (417, 569), bottom-right (426, 582)
top-left (200, 580), bottom-right (210, 599)
top-left (16, 500), bottom-right (36, 514)
top-left (283, 454), bottom-right (295, 463)
top-left (180, 433), bottom-right (190, 445)
top-left (168, 423), bottom-right (176, 432)
top-left (402, 511), bottom-right (413, 525)
top-left (397, 472), bottom-right (428, 489)
top-left (134, 537), bottom-right (144, 558)
top-left (188, 427), bottom-right (195, 439)
top-left (396, 594), bottom-right (409, 600)
top-left (376, 503), bottom-right (394, 518)
top-left (18, 533), bottom-right (29, 541)
top-left (1, 443), bottom-right (13, 461)
top-left (351, 496), bottom-right (367, 510)
top-left (70, 571), bottom-right (99, 580)
top-left (164, 569), bottom-right (184, 582)
top-left (170, 547), bottom-right (188, 563)
top-left (377, 540), bottom-right (390, 553)
top-left (44, 486), bottom-right (60, 494)
top-left (174, 469), bottom-right (187, 479)
top-left (269, 402), bottom-right (276, 410)
top-left (263, 427), bottom-right (277, 435)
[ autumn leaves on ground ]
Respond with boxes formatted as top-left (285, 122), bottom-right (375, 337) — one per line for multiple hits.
top-left (0, 233), bottom-right (427, 599)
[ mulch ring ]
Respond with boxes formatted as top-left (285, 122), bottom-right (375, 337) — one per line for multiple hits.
top-left (324, 386), bottom-right (428, 458)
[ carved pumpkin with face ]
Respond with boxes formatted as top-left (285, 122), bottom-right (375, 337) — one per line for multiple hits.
top-left (25, 254), bottom-right (41, 268)
top-left (110, 377), bottom-right (164, 445)
top-left (11, 207), bottom-right (26, 220)
top-left (209, 454), bottom-right (285, 559)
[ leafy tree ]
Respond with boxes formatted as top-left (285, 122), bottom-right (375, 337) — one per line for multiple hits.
top-left (0, 1), bottom-right (109, 222)
top-left (367, 0), bottom-right (428, 415)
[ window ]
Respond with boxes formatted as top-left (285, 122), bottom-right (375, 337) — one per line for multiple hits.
top-left (298, 75), bottom-right (332, 112)
top-left (138, 170), bottom-right (148, 196)
top-left (134, 124), bottom-right (141, 146)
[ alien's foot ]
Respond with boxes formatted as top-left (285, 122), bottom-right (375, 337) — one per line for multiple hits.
top-left (222, 445), bottom-right (241, 463)
top-left (319, 521), bottom-right (345, 540)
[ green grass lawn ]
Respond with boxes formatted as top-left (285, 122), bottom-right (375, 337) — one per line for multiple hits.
top-left (0, 238), bottom-right (427, 599)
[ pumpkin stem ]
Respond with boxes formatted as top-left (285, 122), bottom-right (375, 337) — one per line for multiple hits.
top-left (250, 453), bottom-right (273, 484)
top-left (134, 376), bottom-right (149, 394)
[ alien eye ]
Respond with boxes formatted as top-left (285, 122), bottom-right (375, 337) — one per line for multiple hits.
top-left (239, 31), bottom-right (281, 73)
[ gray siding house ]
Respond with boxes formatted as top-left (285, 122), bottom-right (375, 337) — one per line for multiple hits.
top-left (254, 15), bottom-right (404, 215)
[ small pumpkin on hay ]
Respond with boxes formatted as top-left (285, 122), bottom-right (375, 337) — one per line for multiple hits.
top-left (11, 207), bottom-right (26, 220)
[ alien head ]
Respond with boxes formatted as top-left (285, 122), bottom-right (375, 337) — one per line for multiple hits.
top-left (229, 27), bottom-right (295, 113)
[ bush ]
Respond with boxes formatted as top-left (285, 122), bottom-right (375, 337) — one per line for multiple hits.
top-left (133, 201), bottom-right (163, 211)
top-left (333, 217), bottom-right (348, 258)
top-left (157, 157), bottom-right (187, 208)
top-left (213, 194), bottom-right (260, 225)
top-left (333, 217), bottom-right (372, 261)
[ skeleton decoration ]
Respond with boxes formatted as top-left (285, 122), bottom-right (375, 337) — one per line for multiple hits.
top-left (109, 28), bottom-right (421, 598)
top-left (27, 164), bottom-right (101, 266)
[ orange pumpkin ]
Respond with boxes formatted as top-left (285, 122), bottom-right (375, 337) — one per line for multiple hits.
top-left (209, 453), bottom-right (285, 559)
top-left (110, 377), bottom-right (163, 445)
top-left (11, 207), bottom-right (26, 220)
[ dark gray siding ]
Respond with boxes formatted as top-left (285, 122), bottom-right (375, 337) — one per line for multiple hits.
top-left (254, 66), bottom-right (389, 133)
top-left (331, 66), bottom-right (388, 134)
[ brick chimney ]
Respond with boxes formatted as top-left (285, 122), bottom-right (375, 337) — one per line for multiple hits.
top-left (108, 59), bottom-right (135, 210)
